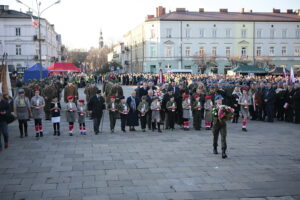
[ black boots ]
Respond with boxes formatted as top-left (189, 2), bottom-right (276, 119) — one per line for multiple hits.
top-left (222, 149), bottom-right (227, 159)
top-left (242, 128), bottom-right (247, 132)
top-left (152, 122), bottom-right (155, 132)
top-left (158, 123), bottom-right (162, 133)
top-left (36, 133), bottom-right (39, 137)
top-left (213, 147), bottom-right (218, 154)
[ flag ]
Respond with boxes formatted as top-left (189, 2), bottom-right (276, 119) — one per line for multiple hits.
top-left (290, 67), bottom-right (295, 83)
top-left (283, 67), bottom-right (288, 84)
top-left (158, 69), bottom-right (165, 84)
top-left (31, 16), bottom-right (38, 28)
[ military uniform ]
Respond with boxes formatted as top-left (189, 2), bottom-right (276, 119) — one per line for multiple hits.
top-left (137, 101), bottom-right (149, 131)
top-left (64, 85), bottom-right (78, 103)
top-left (192, 99), bottom-right (202, 130)
top-left (42, 85), bottom-right (56, 120)
top-left (212, 104), bottom-right (227, 158)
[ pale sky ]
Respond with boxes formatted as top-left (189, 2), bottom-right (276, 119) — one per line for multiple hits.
top-left (2, 0), bottom-right (300, 50)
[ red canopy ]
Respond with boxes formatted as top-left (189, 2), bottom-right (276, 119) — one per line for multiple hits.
top-left (48, 62), bottom-right (82, 73)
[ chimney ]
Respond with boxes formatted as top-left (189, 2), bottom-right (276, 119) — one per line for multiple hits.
top-left (146, 15), bottom-right (155, 20)
top-left (273, 8), bottom-right (280, 13)
top-left (286, 9), bottom-right (293, 14)
top-left (240, 8), bottom-right (245, 14)
top-left (156, 6), bottom-right (166, 17)
top-left (220, 8), bottom-right (228, 13)
top-left (176, 8), bottom-right (186, 12)
top-left (199, 8), bottom-right (204, 12)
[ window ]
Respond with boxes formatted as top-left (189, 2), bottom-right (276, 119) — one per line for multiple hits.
top-left (226, 29), bottom-right (231, 38)
top-left (185, 47), bottom-right (191, 57)
top-left (199, 29), bottom-right (204, 38)
top-left (256, 46), bottom-right (262, 56)
top-left (199, 47), bottom-right (205, 56)
top-left (166, 28), bottom-right (172, 38)
top-left (165, 45), bottom-right (172, 57)
top-left (184, 66), bottom-right (191, 69)
top-left (212, 29), bottom-right (217, 38)
top-left (270, 29), bottom-right (275, 39)
top-left (282, 30), bottom-right (287, 38)
top-left (150, 29), bottom-right (155, 39)
top-left (186, 29), bottom-right (190, 38)
top-left (16, 27), bottom-right (21, 36)
top-left (241, 47), bottom-right (247, 57)
top-left (212, 47), bottom-right (217, 56)
top-left (295, 47), bottom-right (300, 56)
top-left (282, 46), bottom-right (287, 56)
top-left (269, 47), bottom-right (275, 56)
top-left (150, 46), bottom-right (156, 57)
top-left (296, 30), bottom-right (300, 39)
top-left (225, 47), bottom-right (231, 57)
top-left (241, 29), bottom-right (247, 38)
top-left (16, 45), bottom-right (21, 55)
top-left (257, 29), bottom-right (262, 38)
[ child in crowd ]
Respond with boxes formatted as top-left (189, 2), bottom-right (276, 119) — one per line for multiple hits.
top-left (66, 96), bottom-right (77, 136)
top-left (50, 96), bottom-right (61, 136)
top-left (78, 99), bottom-right (86, 135)
top-left (204, 96), bottom-right (213, 130)
top-left (166, 95), bottom-right (176, 131)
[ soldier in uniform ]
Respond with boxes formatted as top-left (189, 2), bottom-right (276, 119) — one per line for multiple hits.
top-left (31, 89), bottom-right (45, 137)
top-left (84, 82), bottom-right (98, 103)
top-left (118, 96), bottom-right (129, 132)
top-left (192, 95), bottom-right (202, 130)
top-left (42, 82), bottom-right (56, 120)
top-left (212, 95), bottom-right (228, 159)
top-left (107, 96), bottom-right (118, 133)
top-left (64, 81), bottom-right (78, 103)
top-left (137, 96), bottom-right (150, 132)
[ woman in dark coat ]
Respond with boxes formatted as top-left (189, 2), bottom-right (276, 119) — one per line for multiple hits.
top-left (126, 91), bottom-right (140, 131)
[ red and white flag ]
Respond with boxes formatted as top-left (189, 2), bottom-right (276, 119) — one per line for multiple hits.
top-left (290, 67), bottom-right (295, 83)
top-left (31, 16), bottom-right (38, 28)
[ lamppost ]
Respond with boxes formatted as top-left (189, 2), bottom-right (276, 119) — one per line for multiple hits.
top-left (16, 0), bottom-right (61, 80)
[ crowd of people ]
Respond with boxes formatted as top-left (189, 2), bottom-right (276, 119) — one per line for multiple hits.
top-left (0, 72), bottom-right (300, 158)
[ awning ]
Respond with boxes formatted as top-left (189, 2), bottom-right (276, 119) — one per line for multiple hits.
top-left (48, 62), bottom-right (82, 73)
top-left (232, 65), bottom-right (267, 74)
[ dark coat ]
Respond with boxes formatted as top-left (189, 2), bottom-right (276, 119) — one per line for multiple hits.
top-left (126, 96), bottom-right (140, 126)
top-left (88, 95), bottom-right (106, 118)
top-left (0, 99), bottom-right (9, 122)
top-left (293, 88), bottom-right (300, 110)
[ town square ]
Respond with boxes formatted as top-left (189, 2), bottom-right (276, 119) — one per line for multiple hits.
top-left (1, 0), bottom-right (300, 199)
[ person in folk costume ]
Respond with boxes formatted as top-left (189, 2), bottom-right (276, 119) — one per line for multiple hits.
top-left (204, 96), bottom-right (213, 130)
top-left (239, 88), bottom-right (251, 132)
top-left (231, 87), bottom-right (242, 123)
top-left (66, 96), bottom-right (77, 136)
top-left (166, 95), bottom-right (176, 131)
top-left (151, 96), bottom-right (162, 132)
top-left (118, 96), bottom-right (129, 132)
top-left (31, 88), bottom-right (45, 137)
top-left (107, 96), bottom-right (118, 133)
top-left (137, 96), bottom-right (150, 132)
top-left (192, 94), bottom-right (202, 131)
top-left (182, 93), bottom-right (191, 131)
top-left (14, 89), bottom-right (31, 138)
top-left (50, 96), bottom-right (61, 136)
top-left (126, 91), bottom-right (139, 131)
top-left (212, 95), bottom-right (228, 159)
top-left (77, 99), bottom-right (87, 135)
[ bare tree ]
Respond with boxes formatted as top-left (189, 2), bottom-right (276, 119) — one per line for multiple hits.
top-left (256, 56), bottom-right (273, 70)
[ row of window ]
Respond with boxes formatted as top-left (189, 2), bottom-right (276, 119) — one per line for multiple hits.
top-left (150, 46), bottom-right (300, 57)
top-left (151, 28), bottom-right (300, 39)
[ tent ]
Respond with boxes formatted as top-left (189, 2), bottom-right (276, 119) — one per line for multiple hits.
top-left (24, 63), bottom-right (49, 82)
top-left (269, 67), bottom-right (290, 75)
top-left (48, 62), bottom-right (82, 73)
top-left (232, 65), bottom-right (267, 74)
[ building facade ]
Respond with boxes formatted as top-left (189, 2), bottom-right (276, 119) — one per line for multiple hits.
top-left (0, 5), bottom-right (63, 73)
top-left (123, 7), bottom-right (300, 74)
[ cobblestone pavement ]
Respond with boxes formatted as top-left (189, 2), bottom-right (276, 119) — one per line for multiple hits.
top-left (0, 85), bottom-right (300, 200)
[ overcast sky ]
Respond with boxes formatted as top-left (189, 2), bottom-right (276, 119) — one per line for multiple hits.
top-left (2, 0), bottom-right (300, 50)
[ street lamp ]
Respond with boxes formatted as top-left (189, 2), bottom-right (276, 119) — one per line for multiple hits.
top-left (16, 0), bottom-right (61, 80)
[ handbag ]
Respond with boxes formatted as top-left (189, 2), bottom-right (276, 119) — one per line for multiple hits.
top-left (5, 112), bottom-right (16, 124)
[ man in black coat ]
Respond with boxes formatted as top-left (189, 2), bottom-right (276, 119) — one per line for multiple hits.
top-left (293, 83), bottom-right (300, 124)
top-left (263, 83), bottom-right (276, 122)
top-left (88, 90), bottom-right (106, 134)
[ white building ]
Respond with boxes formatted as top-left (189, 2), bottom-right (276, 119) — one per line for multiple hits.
top-left (0, 5), bottom-right (63, 73)
top-left (107, 42), bottom-right (129, 72)
top-left (123, 7), bottom-right (300, 74)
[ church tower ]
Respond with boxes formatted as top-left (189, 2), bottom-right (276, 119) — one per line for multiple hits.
top-left (99, 29), bottom-right (104, 49)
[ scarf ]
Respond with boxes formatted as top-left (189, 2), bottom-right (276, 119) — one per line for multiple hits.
top-left (130, 96), bottom-right (136, 111)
